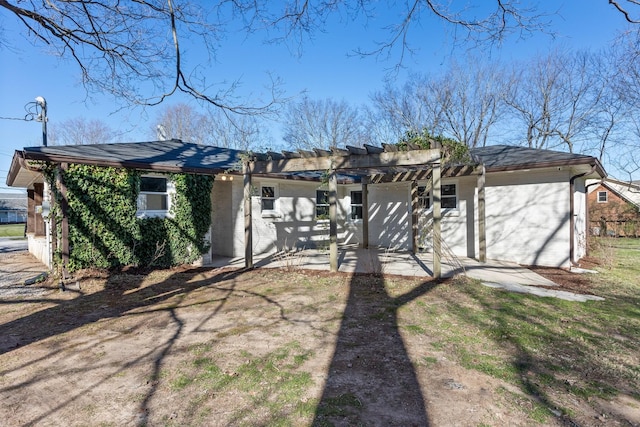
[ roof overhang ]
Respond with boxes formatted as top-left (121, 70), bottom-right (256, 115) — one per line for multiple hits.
top-left (484, 157), bottom-right (606, 179)
top-left (6, 151), bottom-right (45, 188)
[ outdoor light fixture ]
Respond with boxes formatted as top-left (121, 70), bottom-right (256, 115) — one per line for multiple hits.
top-left (33, 96), bottom-right (48, 147)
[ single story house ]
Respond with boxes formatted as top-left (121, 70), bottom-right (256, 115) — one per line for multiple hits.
top-left (6, 140), bottom-right (606, 275)
top-left (0, 192), bottom-right (27, 224)
top-left (587, 178), bottom-right (640, 237)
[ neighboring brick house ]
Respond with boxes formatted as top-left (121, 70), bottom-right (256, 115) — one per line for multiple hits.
top-left (588, 179), bottom-right (640, 237)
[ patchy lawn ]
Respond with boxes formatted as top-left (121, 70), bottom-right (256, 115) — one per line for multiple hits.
top-left (0, 240), bottom-right (639, 426)
top-left (0, 223), bottom-right (25, 237)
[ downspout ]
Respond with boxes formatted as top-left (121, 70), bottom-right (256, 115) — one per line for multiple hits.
top-left (569, 165), bottom-right (597, 267)
top-left (585, 180), bottom-right (604, 250)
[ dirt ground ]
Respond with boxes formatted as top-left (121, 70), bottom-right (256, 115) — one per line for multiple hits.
top-left (0, 251), bottom-right (636, 426)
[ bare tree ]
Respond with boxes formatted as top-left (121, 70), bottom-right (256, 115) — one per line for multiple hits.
top-left (608, 0), bottom-right (640, 23)
top-left (504, 50), bottom-right (604, 153)
top-left (152, 103), bottom-right (268, 150)
top-left (152, 103), bottom-right (214, 145)
top-left (609, 30), bottom-right (640, 179)
top-left (369, 76), bottom-right (439, 144)
top-left (370, 60), bottom-right (508, 148)
top-left (426, 60), bottom-right (508, 148)
top-left (1, 0), bottom-right (557, 114)
top-left (49, 117), bottom-right (116, 145)
top-left (1, 0), bottom-right (280, 113)
top-left (282, 97), bottom-right (366, 150)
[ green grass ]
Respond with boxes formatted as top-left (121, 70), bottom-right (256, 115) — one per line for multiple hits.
top-left (0, 223), bottom-right (25, 237)
top-left (402, 237), bottom-right (640, 420)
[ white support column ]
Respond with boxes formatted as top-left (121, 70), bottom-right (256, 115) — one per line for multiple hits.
top-left (477, 164), bottom-right (487, 263)
top-left (329, 166), bottom-right (338, 272)
top-left (361, 181), bottom-right (369, 249)
top-left (243, 162), bottom-right (253, 269)
top-left (411, 180), bottom-right (419, 253)
top-left (432, 162), bottom-right (442, 279)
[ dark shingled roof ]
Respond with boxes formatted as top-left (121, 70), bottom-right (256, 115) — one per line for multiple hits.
top-left (19, 139), bottom-right (245, 174)
top-left (470, 145), bottom-right (601, 172)
top-left (8, 140), bottom-right (605, 187)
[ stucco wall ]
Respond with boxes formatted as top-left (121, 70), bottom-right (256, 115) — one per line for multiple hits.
top-left (484, 169), bottom-right (571, 267)
top-left (573, 178), bottom-right (587, 261)
top-left (212, 178), bottom-right (354, 258)
top-left (211, 169), bottom-right (578, 268)
top-left (368, 182), bottom-right (411, 250)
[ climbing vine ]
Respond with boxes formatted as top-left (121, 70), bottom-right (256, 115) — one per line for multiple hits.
top-left (397, 129), bottom-right (472, 165)
top-left (47, 164), bottom-right (214, 272)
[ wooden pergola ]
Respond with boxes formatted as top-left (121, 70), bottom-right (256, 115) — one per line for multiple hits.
top-left (242, 144), bottom-right (488, 279)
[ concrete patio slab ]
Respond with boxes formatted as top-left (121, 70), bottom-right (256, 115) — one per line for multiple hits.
top-left (208, 246), bottom-right (603, 302)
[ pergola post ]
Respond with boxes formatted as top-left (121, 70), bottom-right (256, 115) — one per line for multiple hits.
top-left (243, 161), bottom-right (253, 269)
top-left (411, 180), bottom-right (419, 253)
top-left (361, 181), bottom-right (369, 249)
top-left (329, 165), bottom-right (338, 272)
top-left (478, 164), bottom-right (487, 263)
top-left (432, 162), bottom-right (442, 279)
top-left (57, 163), bottom-right (70, 279)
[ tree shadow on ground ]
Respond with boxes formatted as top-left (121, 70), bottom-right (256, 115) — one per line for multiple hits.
top-left (441, 279), bottom-right (640, 425)
top-left (0, 266), bottom-right (250, 425)
top-left (313, 250), bottom-right (440, 426)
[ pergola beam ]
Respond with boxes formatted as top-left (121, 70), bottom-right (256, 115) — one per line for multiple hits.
top-left (248, 149), bottom-right (441, 174)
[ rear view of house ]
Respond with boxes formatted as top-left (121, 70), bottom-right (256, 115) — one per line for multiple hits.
top-left (6, 140), bottom-right (605, 274)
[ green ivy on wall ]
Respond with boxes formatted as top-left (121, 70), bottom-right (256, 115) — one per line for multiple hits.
top-left (48, 164), bottom-right (214, 272)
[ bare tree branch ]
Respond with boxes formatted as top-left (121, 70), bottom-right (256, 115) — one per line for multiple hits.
top-left (609, 0), bottom-right (640, 23)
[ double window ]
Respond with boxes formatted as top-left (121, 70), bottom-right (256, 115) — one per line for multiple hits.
top-left (416, 183), bottom-right (457, 210)
top-left (138, 176), bottom-right (170, 215)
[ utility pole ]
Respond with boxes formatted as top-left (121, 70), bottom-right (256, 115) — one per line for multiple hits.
top-left (35, 96), bottom-right (47, 147)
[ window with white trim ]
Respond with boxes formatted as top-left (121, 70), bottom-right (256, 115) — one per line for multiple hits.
top-left (350, 191), bottom-right (363, 220)
top-left (417, 183), bottom-right (457, 210)
top-left (442, 183), bottom-right (457, 209)
top-left (316, 190), bottom-right (329, 219)
top-left (261, 185), bottom-right (276, 212)
top-left (597, 191), bottom-right (608, 203)
top-left (137, 176), bottom-right (170, 216)
top-left (417, 186), bottom-right (431, 210)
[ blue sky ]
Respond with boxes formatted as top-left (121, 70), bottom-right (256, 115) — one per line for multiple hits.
top-left (0, 1), bottom-right (632, 189)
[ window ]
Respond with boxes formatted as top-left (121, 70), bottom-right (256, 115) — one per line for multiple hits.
top-left (261, 186), bottom-right (276, 211)
top-left (442, 184), bottom-right (457, 209)
top-left (416, 183), bottom-right (457, 210)
top-left (417, 186), bottom-right (431, 210)
top-left (597, 191), bottom-right (608, 203)
top-left (138, 176), bottom-right (169, 213)
top-left (350, 191), bottom-right (363, 220)
top-left (316, 190), bottom-right (329, 219)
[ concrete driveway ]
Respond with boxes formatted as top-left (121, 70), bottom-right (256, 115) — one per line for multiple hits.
top-left (0, 237), bottom-right (28, 254)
